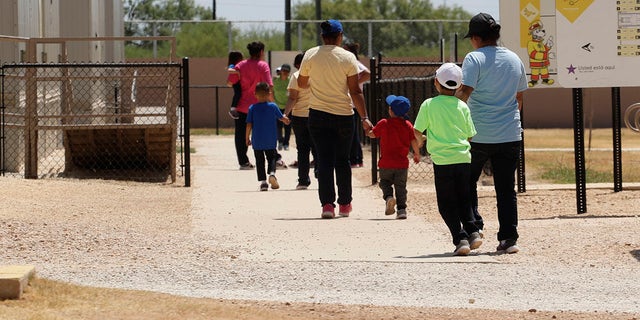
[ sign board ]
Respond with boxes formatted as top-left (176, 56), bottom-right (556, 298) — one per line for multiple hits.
top-left (556, 0), bottom-right (639, 88)
top-left (501, 0), bottom-right (640, 88)
top-left (500, 0), bottom-right (560, 89)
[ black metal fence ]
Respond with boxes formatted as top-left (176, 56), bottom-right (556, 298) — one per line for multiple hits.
top-left (365, 56), bottom-right (441, 184)
top-left (1, 61), bottom-right (190, 184)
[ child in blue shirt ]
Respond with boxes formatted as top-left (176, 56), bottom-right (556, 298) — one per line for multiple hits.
top-left (246, 82), bottom-right (290, 191)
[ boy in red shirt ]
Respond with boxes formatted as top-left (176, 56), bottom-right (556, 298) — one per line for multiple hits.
top-left (367, 95), bottom-right (420, 219)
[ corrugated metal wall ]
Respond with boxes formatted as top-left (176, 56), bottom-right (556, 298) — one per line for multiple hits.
top-left (0, 0), bottom-right (123, 63)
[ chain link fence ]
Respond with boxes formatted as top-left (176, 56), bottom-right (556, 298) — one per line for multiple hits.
top-left (366, 57), bottom-right (441, 183)
top-left (126, 19), bottom-right (470, 60)
top-left (1, 62), bottom-right (187, 183)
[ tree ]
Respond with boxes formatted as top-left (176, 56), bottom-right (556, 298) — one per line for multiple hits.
top-left (124, 0), bottom-right (212, 56)
top-left (291, 0), bottom-right (473, 58)
top-left (122, 0), bottom-right (474, 58)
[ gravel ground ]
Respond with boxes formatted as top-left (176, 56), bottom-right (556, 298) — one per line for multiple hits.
top-left (1, 135), bottom-right (639, 319)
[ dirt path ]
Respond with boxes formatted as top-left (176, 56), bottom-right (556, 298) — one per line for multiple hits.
top-left (1, 135), bottom-right (639, 319)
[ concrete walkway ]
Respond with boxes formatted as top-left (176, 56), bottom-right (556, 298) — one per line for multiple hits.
top-left (190, 135), bottom-right (495, 263)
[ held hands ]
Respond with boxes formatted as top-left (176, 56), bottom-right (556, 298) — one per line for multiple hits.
top-left (362, 118), bottom-right (373, 132)
top-left (366, 129), bottom-right (375, 139)
top-left (416, 134), bottom-right (426, 148)
top-left (413, 152), bottom-right (421, 164)
top-left (280, 115), bottom-right (291, 125)
top-left (246, 137), bottom-right (251, 146)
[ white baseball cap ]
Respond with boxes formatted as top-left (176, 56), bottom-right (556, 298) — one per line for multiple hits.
top-left (435, 62), bottom-right (463, 90)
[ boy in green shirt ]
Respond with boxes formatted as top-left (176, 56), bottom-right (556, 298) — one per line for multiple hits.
top-left (413, 63), bottom-right (482, 256)
top-left (273, 64), bottom-right (292, 150)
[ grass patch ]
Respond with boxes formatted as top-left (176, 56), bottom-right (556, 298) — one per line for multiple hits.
top-left (177, 146), bottom-right (196, 154)
top-left (525, 149), bottom-right (640, 184)
top-left (191, 128), bottom-right (234, 136)
top-left (0, 277), bottom-right (308, 320)
top-left (540, 164), bottom-right (612, 184)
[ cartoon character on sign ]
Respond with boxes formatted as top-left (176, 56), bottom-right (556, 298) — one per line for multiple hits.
top-left (527, 20), bottom-right (555, 87)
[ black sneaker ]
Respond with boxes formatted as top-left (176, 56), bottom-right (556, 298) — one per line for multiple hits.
top-left (259, 181), bottom-right (268, 191)
top-left (454, 239), bottom-right (471, 256)
top-left (228, 107), bottom-right (240, 119)
top-left (239, 162), bottom-right (254, 170)
top-left (276, 159), bottom-right (287, 169)
top-left (496, 239), bottom-right (519, 254)
top-left (469, 232), bottom-right (483, 250)
top-left (396, 209), bottom-right (407, 220)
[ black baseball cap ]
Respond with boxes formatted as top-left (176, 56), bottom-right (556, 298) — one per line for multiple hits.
top-left (464, 13), bottom-right (498, 38)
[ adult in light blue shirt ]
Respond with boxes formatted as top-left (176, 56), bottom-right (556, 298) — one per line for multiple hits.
top-left (457, 13), bottom-right (527, 255)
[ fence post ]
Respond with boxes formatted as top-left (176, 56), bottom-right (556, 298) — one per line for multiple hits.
top-left (369, 56), bottom-right (378, 185)
top-left (611, 87), bottom-right (623, 192)
top-left (572, 88), bottom-right (587, 213)
top-left (25, 39), bottom-right (38, 178)
top-left (183, 57), bottom-right (191, 187)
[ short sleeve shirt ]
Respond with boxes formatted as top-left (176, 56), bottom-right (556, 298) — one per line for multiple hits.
top-left (414, 95), bottom-right (476, 165)
top-left (371, 117), bottom-right (416, 169)
top-left (272, 76), bottom-right (289, 109)
top-left (234, 59), bottom-right (273, 114)
top-left (461, 46), bottom-right (527, 143)
top-left (287, 70), bottom-right (311, 118)
top-left (246, 101), bottom-right (283, 150)
top-left (299, 45), bottom-right (359, 116)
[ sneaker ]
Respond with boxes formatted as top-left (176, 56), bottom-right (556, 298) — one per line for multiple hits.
top-left (276, 159), bottom-right (287, 169)
top-left (295, 183), bottom-right (309, 190)
top-left (259, 181), bottom-right (268, 191)
top-left (338, 203), bottom-right (352, 217)
top-left (385, 196), bottom-right (396, 215)
top-left (277, 142), bottom-right (284, 151)
top-left (469, 232), bottom-right (483, 250)
top-left (321, 204), bottom-right (335, 219)
top-left (396, 209), bottom-right (407, 220)
top-left (284, 144), bottom-right (289, 151)
top-left (268, 175), bottom-right (279, 189)
top-left (478, 229), bottom-right (485, 239)
top-left (289, 160), bottom-right (299, 168)
top-left (228, 107), bottom-right (240, 119)
top-left (496, 239), bottom-right (519, 254)
top-left (239, 162), bottom-right (254, 170)
top-left (350, 163), bottom-right (363, 168)
top-left (454, 239), bottom-right (471, 256)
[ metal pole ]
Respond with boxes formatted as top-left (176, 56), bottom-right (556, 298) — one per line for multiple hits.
top-left (367, 22), bottom-right (373, 58)
top-left (611, 87), bottom-right (623, 192)
top-left (315, 0), bottom-right (322, 45)
top-left (227, 21), bottom-right (233, 52)
top-left (517, 107), bottom-right (526, 193)
top-left (182, 57), bottom-right (191, 187)
top-left (369, 57), bottom-right (377, 185)
top-left (215, 87), bottom-right (220, 135)
top-left (454, 33), bottom-right (459, 63)
top-left (298, 22), bottom-right (303, 52)
top-left (285, 0), bottom-right (291, 50)
top-left (572, 88), bottom-right (587, 213)
top-left (153, 23), bottom-right (158, 58)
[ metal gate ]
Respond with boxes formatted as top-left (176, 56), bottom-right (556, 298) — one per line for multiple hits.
top-left (1, 60), bottom-right (191, 185)
top-left (364, 56), bottom-right (441, 185)
top-left (365, 55), bottom-right (526, 192)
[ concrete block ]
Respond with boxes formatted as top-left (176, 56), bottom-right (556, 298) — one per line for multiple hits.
top-left (0, 265), bottom-right (36, 299)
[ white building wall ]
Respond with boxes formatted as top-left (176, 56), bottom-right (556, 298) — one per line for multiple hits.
top-left (0, 0), bottom-right (124, 63)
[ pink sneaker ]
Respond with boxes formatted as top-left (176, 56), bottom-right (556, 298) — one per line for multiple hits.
top-left (321, 204), bottom-right (335, 219)
top-left (338, 203), bottom-right (352, 217)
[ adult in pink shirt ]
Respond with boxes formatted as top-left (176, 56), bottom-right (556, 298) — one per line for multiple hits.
top-left (231, 41), bottom-right (274, 169)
